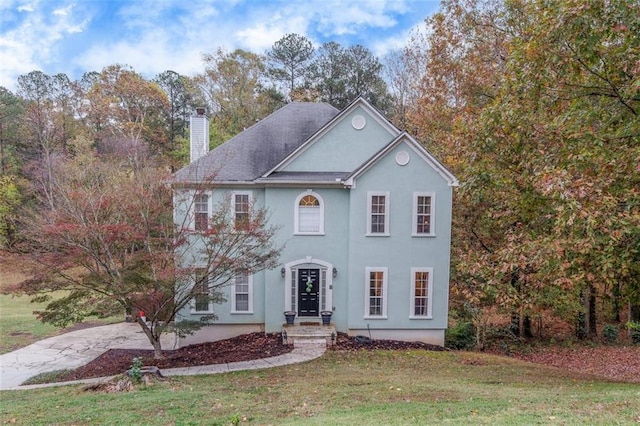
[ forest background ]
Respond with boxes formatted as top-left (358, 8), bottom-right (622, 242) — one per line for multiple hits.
top-left (1, 0), bottom-right (639, 349)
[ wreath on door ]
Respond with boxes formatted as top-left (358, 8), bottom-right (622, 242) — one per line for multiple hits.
top-left (305, 276), bottom-right (313, 293)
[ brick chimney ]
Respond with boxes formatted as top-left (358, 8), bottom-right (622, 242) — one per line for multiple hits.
top-left (190, 107), bottom-right (209, 163)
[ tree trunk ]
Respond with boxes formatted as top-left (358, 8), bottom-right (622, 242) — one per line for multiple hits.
top-left (137, 318), bottom-right (164, 359)
top-left (588, 286), bottom-right (597, 337)
top-left (510, 312), bottom-right (520, 337)
top-left (576, 289), bottom-right (588, 339)
top-left (576, 310), bottom-right (587, 340)
top-left (612, 282), bottom-right (622, 323)
top-left (523, 315), bottom-right (532, 338)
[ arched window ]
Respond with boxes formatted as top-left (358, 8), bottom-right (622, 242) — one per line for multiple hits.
top-left (295, 192), bottom-right (324, 234)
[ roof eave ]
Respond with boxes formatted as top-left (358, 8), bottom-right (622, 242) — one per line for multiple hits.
top-left (347, 132), bottom-right (459, 187)
top-left (261, 97), bottom-right (400, 178)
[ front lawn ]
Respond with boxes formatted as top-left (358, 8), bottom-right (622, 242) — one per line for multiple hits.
top-left (2, 350), bottom-right (638, 425)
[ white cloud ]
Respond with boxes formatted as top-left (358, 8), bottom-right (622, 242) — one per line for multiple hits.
top-left (0, 1), bottom-right (92, 89)
top-left (0, 0), bottom-right (439, 91)
top-left (315, 1), bottom-right (399, 36)
top-left (16, 3), bottom-right (34, 13)
top-left (53, 4), bottom-right (70, 16)
top-left (235, 15), bottom-right (311, 53)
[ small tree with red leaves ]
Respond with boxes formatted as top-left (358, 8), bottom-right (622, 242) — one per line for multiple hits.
top-left (16, 154), bottom-right (280, 358)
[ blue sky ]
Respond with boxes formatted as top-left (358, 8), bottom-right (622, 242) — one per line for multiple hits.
top-left (0, 0), bottom-right (440, 91)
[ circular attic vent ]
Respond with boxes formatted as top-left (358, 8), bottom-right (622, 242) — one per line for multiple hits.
top-left (395, 151), bottom-right (410, 166)
top-left (351, 115), bottom-right (366, 130)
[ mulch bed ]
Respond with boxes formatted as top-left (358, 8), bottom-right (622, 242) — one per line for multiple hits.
top-left (330, 332), bottom-right (446, 352)
top-left (60, 332), bottom-right (445, 382)
top-left (63, 332), bottom-right (291, 382)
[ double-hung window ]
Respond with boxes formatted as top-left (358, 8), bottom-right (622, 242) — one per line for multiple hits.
top-left (194, 194), bottom-right (209, 231)
top-left (295, 191), bottom-right (324, 234)
top-left (365, 267), bottom-right (388, 318)
top-left (410, 267), bottom-right (433, 318)
top-left (193, 268), bottom-right (212, 312)
top-left (367, 191), bottom-right (389, 236)
top-left (231, 273), bottom-right (253, 313)
top-left (232, 191), bottom-right (252, 230)
top-left (413, 192), bottom-right (435, 236)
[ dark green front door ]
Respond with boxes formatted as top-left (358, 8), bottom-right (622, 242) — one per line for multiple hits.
top-left (298, 269), bottom-right (319, 316)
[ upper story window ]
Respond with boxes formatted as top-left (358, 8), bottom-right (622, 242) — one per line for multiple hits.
top-left (413, 192), bottom-right (435, 236)
top-left (367, 191), bottom-right (390, 236)
top-left (295, 191), bottom-right (324, 235)
top-left (232, 191), bottom-right (252, 230)
top-left (194, 194), bottom-right (209, 231)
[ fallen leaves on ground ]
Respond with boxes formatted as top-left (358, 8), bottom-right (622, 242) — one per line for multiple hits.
top-left (509, 345), bottom-right (640, 383)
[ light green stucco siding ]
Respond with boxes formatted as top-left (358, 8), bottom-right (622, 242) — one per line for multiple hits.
top-left (345, 141), bottom-right (453, 332)
top-left (281, 106), bottom-right (398, 172)
top-left (262, 186), bottom-right (351, 332)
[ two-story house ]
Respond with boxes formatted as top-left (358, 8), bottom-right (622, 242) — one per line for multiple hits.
top-left (172, 98), bottom-right (458, 346)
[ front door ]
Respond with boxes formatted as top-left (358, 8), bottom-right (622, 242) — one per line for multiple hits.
top-left (298, 269), bottom-right (319, 317)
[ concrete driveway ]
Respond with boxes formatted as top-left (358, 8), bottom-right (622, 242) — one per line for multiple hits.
top-left (0, 322), bottom-right (176, 389)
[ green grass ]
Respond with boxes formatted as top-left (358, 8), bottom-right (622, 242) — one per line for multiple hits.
top-left (0, 292), bottom-right (65, 354)
top-left (0, 256), bottom-right (121, 354)
top-left (2, 350), bottom-right (638, 425)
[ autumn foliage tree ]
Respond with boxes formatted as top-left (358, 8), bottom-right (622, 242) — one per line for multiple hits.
top-left (17, 153), bottom-right (281, 358)
top-left (406, 0), bottom-right (640, 343)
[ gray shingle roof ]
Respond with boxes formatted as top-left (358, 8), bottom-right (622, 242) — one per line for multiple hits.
top-left (173, 102), bottom-right (339, 183)
top-left (255, 171), bottom-right (351, 184)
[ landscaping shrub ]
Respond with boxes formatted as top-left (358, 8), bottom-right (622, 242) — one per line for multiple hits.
top-left (128, 357), bottom-right (143, 383)
top-left (602, 324), bottom-right (619, 344)
top-left (445, 321), bottom-right (476, 350)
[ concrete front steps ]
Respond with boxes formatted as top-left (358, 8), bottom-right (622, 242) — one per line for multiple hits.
top-left (282, 324), bottom-right (336, 348)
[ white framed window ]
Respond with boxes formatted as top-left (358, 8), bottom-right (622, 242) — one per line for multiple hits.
top-left (294, 191), bottom-right (324, 235)
top-left (410, 267), bottom-right (433, 318)
top-left (413, 192), bottom-right (435, 236)
top-left (231, 191), bottom-right (252, 230)
top-left (365, 267), bottom-right (388, 318)
top-left (367, 191), bottom-right (389, 236)
top-left (192, 268), bottom-right (213, 313)
top-left (194, 193), bottom-right (209, 231)
top-left (231, 273), bottom-right (253, 313)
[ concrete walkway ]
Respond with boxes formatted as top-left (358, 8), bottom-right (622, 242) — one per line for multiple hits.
top-left (0, 323), bottom-right (325, 391)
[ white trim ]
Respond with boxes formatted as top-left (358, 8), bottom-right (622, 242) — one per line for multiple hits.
top-left (364, 266), bottom-right (388, 319)
top-left (366, 191), bottom-right (390, 236)
top-left (262, 98), bottom-right (401, 177)
top-left (231, 273), bottom-right (253, 314)
top-left (283, 258), bottom-right (334, 315)
top-left (410, 267), bottom-right (434, 319)
top-left (412, 192), bottom-right (436, 237)
top-left (192, 190), bottom-right (211, 231)
top-left (230, 190), bottom-right (253, 229)
top-left (344, 133), bottom-right (459, 188)
top-left (294, 190), bottom-right (325, 235)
